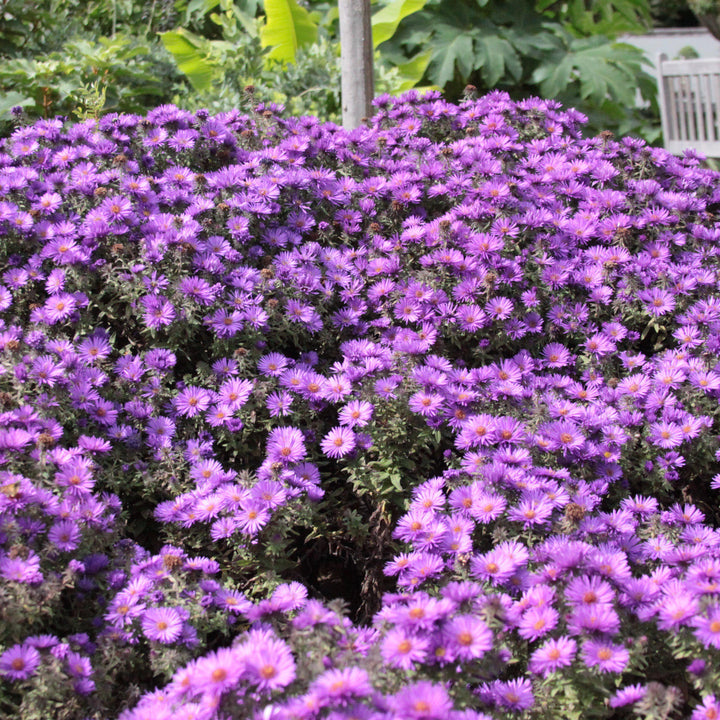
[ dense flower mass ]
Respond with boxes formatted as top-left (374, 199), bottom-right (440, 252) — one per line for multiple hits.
top-left (1, 90), bottom-right (720, 719)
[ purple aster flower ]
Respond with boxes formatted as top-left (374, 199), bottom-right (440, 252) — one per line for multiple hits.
top-left (609, 684), bottom-right (647, 708)
top-left (311, 666), bottom-right (372, 704)
top-left (529, 636), bottom-right (577, 675)
top-left (444, 614), bottom-right (493, 661)
top-left (582, 639), bottom-right (629, 673)
top-left (141, 295), bottom-right (176, 329)
top-left (338, 400), bottom-right (373, 428)
top-left (236, 499), bottom-right (270, 534)
top-left (192, 646), bottom-right (244, 696)
top-left (392, 681), bottom-right (453, 719)
top-left (0, 644), bottom-right (41, 680)
top-left (141, 606), bottom-right (184, 643)
top-left (320, 426), bottom-right (356, 459)
top-left (517, 605), bottom-right (559, 641)
top-left (47, 520), bottom-right (81, 551)
top-left (381, 629), bottom-right (429, 670)
top-left (174, 386), bottom-right (212, 417)
top-left (692, 604), bottom-right (720, 649)
top-left (257, 352), bottom-right (290, 377)
top-left (492, 678), bottom-right (534, 710)
top-left (240, 632), bottom-right (296, 691)
top-left (267, 426), bottom-right (306, 464)
top-left (692, 695), bottom-right (720, 720)
top-left (0, 551), bottom-right (43, 584)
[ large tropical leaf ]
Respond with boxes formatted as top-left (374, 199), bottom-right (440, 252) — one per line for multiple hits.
top-left (393, 49), bottom-right (433, 92)
top-left (372, 0), bottom-right (427, 48)
top-left (532, 37), bottom-right (643, 106)
top-left (0, 91), bottom-right (34, 118)
top-left (160, 29), bottom-right (217, 92)
top-left (260, 0), bottom-right (318, 64)
top-left (474, 34), bottom-right (522, 85)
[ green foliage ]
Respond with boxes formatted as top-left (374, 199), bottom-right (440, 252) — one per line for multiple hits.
top-left (371, 0), bottom-right (428, 47)
top-left (0, 34), bottom-right (175, 121)
top-left (383, 0), bottom-right (660, 141)
top-left (0, 0), bottom-right (661, 143)
top-left (260, 0), bottom-right (319, 62)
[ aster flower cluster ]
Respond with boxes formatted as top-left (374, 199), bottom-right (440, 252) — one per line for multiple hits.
top-left (1, 91), bottom-right (720, 719)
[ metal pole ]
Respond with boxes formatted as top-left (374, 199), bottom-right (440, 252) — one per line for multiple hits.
top-left (339, 0), bottom-right (374, 129)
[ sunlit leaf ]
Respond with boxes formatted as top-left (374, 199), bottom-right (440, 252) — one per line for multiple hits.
top-left (260, 0), bottom-right (318, 64)
top-left (372, 0), bottom-right (427, 48)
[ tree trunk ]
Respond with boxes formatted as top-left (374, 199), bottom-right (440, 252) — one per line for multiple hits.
top-left (338, 0), bottom-right (374, 129)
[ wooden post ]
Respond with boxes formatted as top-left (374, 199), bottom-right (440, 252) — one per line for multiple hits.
top-left (338, 0), bottom-right (374, 129)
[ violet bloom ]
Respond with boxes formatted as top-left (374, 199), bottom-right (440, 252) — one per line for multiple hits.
top-left (692, 604), bottom-right (720, 649)
top-left (392, 681), bottom-right (453, 719)
top-left (582, 639), bottom-right (630, 673)
top-left (0, 644), bottom-right (41, 680)
top-left (240, 633), bottom-right (296, 691)
top-left (267, 426), bottom-right (306, 464)
top-left (529, 636), bottom-right (577, 675)
top-left (444, 614), bottom-right (493, 661)
top-left (320, 426), bottom-right (356, 458)
top-left (141, 607), bottom-right (184, 643)
top-left (311, 666), bottom-right (372, 704)
top-left (174, 386), bottom-right (212, 418)
top-left (493, 678), bottom-right (534, 710)
top-left (380, 629), bottom-right (429, 670)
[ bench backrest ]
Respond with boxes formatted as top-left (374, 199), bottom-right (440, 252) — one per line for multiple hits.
top-left (657, 52), bottom-right (720, 156)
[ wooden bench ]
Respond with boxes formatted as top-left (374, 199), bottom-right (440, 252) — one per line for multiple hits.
top-left (656, 53), bottom-right (720, 157)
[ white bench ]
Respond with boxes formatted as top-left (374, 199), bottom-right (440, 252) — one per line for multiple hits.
top-left (656, 53), bottom-right (720, 157)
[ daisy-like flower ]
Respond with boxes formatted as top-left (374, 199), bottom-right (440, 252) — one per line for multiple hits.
top-left (140, 607), bottom-right (184, 644)
top-left (691, 695), bottom-right (720, 720)
top-left (638, 287), bottom-right (676, 316)
top-left (381, 629), bottom-right (429, 670)
top-left (174, 386), bottom-right (212, 418)
top-left (528, 636), bottom-right (577, 675)
top-left (408, 390), bottom-right (444, 417)
top-left (193, 646), bottom-right (244, 697)
top-left (241, 633), bottom-right (296, 691)
top-left (517, 605), bottom-right (559, 641)
top-left (493, 678), bottom-right (534, 710)
top-left (444, 614), bottom-right (493, 661)
top-left (582, 639), bottom-right (629, 673)
top-left (692, 605), bottom-right (720, 649)
top-left (648, 420), bottom-right (684, 449)
top-left (609, 684), bottom-right (648, 708)
top-left (311, 666), bottom-right (372, 705)
top-left (236, 499), bottom-right (270, 534)
top-left (338, 400), bottom-right (374, 429)
top-left (267, 426), bottom-right (306, 464)
top-left (471, 492), bottom-right (507, 523)
top-left (0, 644), bottom-right (41, 680)
top-left (320, 426), bottom-right (356, 458)
top-left (392, 681), bottom-right (453, 719)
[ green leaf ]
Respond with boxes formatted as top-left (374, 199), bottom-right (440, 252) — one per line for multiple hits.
top-left (428, 26), bottom-right (476, 87)
top-left (160, 29), bottom-right (217, 92)
top-left (0, 91), bottom-right (35, 118)
top-left (372, 0), bottom-right (427, 48)
top-left (260, 0), bottom-right (318, 64)
top-left (393, 49), bottom-right (432, 91)
top-left (475, 34), bottom-right (521, 85)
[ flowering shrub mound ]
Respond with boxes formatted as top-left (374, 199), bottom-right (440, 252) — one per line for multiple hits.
top-left (2, 90), bottom-right (720, 720)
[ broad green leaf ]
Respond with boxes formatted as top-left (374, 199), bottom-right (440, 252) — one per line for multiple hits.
top-left (185, 0), bottom-right (220, 24)
top-left (260, 0), bottom-right (318, 64)
top-left (0, 91), bottom-right (34, 117)
top-left (372, 0), bottom-right (427, 48)
top-left (160, 29), bottom-right (217, 92)
top-left (428, 27), bottom-right (475, 87)
top-left (475, 34), bottom-right (521, 85)
top-left (393, 49), bottom-right (432, 91)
